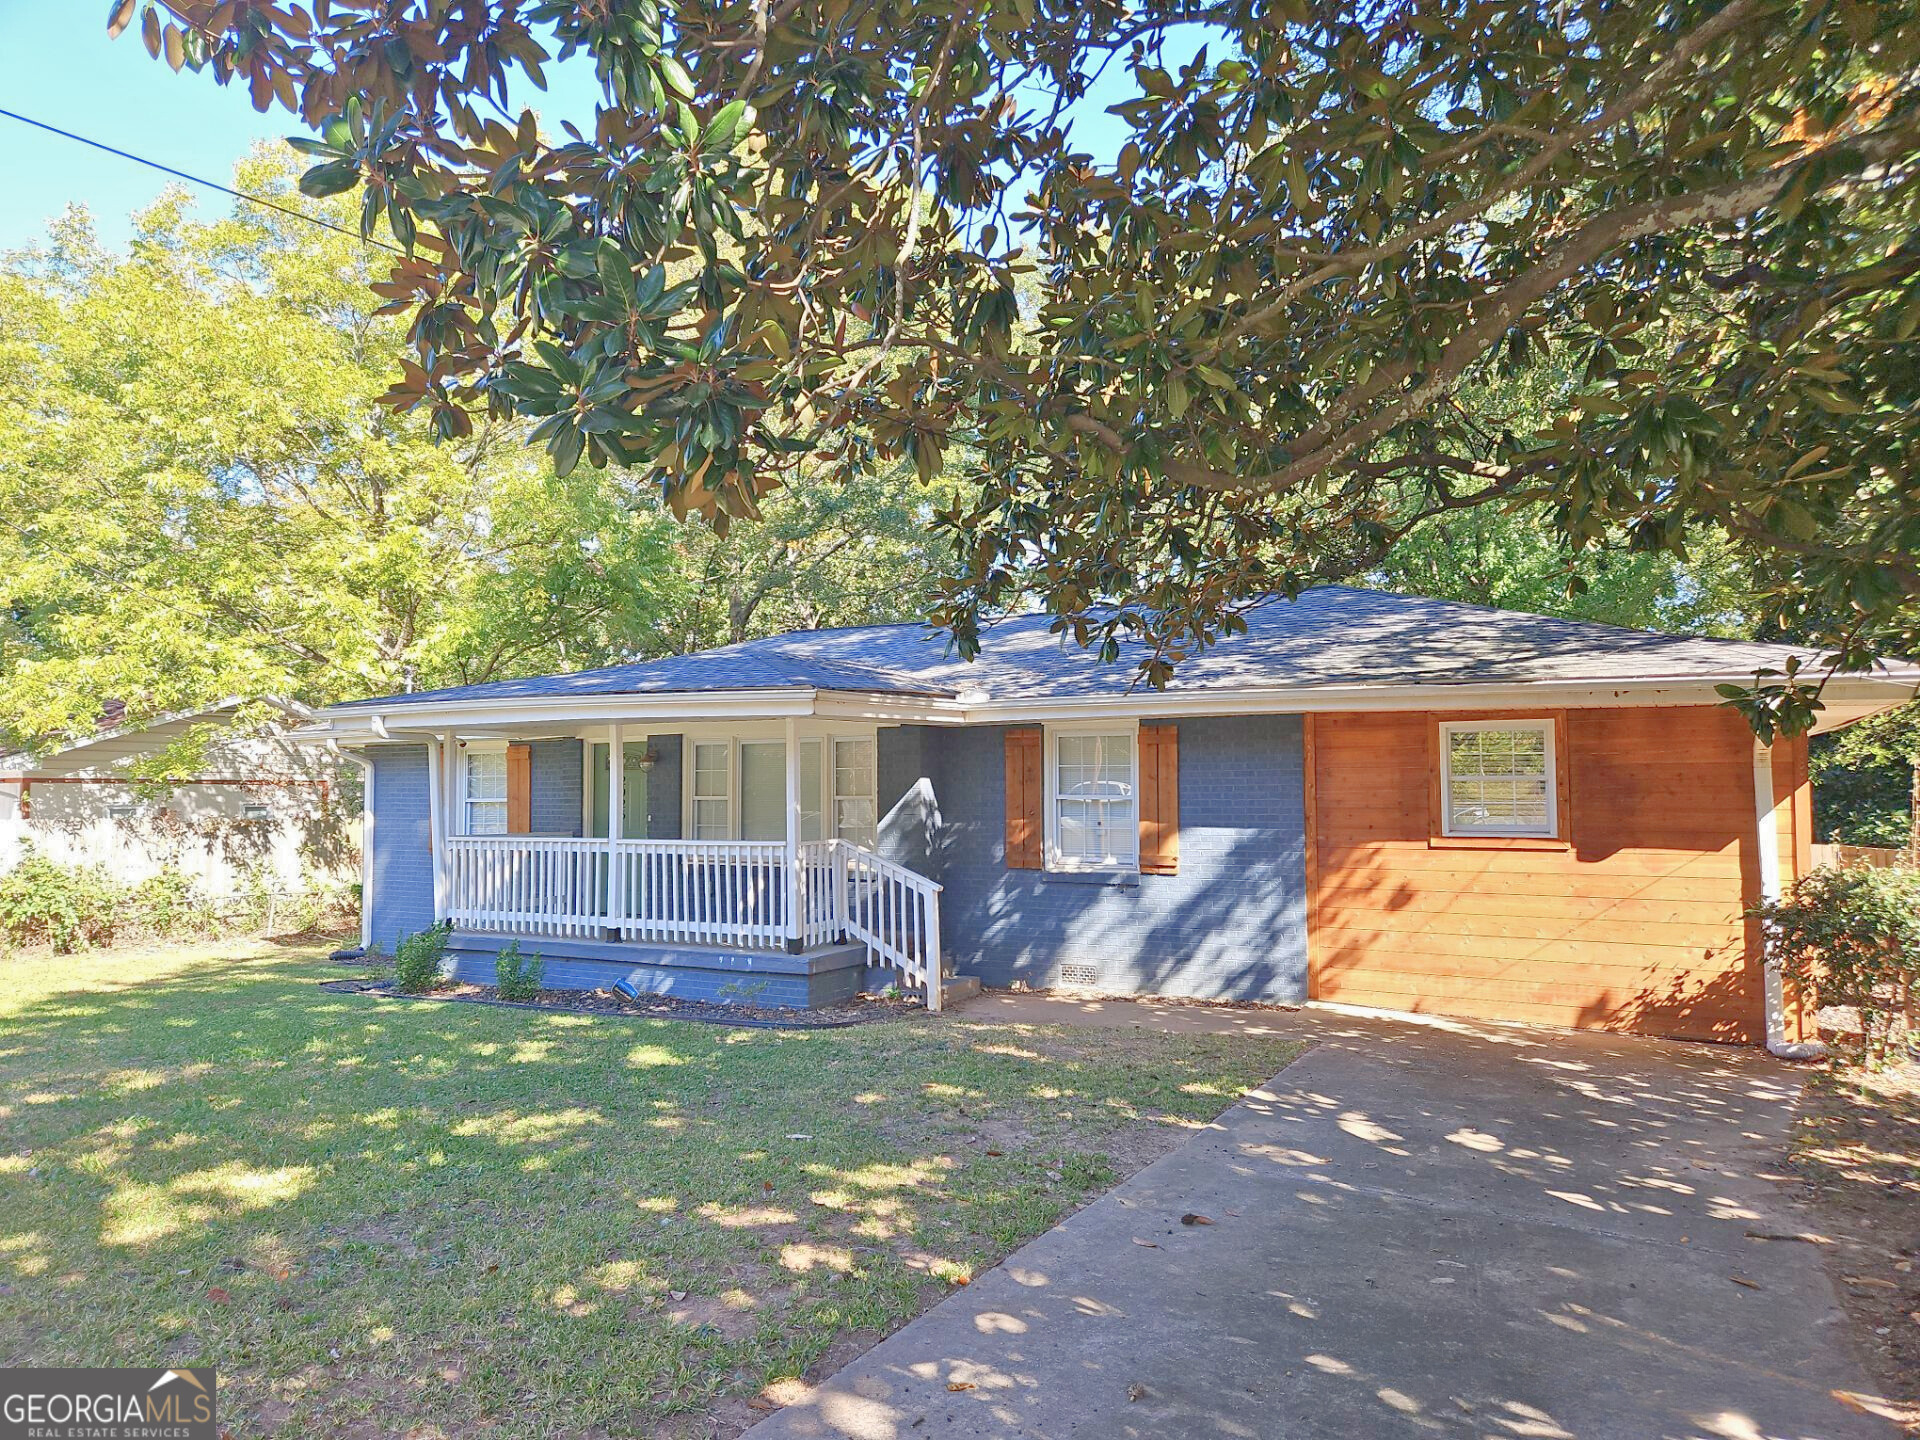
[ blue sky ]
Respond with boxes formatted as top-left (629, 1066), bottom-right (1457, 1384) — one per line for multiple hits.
top-left (0, 4), bottom-right (1207, 253)
top-left (0, 1), bottom-right (598, 253)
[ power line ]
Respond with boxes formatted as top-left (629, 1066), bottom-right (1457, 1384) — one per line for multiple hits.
top-left (0, 105), bottom-right (404, 255)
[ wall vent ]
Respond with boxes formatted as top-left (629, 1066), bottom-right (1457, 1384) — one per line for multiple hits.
top-left (1057, 963), bottom-right (1102, 988)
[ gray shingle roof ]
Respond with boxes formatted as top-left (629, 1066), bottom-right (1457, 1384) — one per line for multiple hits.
top-left (333, 587), bottom-right (1846, 710)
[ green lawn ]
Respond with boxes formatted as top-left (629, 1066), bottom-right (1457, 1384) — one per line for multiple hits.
top-left (0, 939), bottom-right (1305, 1437)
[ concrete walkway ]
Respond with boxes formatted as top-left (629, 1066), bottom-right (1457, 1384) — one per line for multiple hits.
top-left (747, 1001), bottom-right (1891, 1439)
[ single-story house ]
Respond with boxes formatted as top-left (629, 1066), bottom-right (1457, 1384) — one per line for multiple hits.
top-left (0, 699), bottom-right (350, 896)
top-left (301, 587), bottom-right (1917, 1050)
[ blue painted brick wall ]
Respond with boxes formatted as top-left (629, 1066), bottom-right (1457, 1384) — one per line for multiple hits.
top-left (528, 739), bottom-right (583, 835)
top-left (877, 717), bottom-right (1309, 1002)
top-left (367, 744), bottom-right (435, 953)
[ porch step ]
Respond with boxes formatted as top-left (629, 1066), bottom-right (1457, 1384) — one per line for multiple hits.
top-left (446, 930), bottom-right (868, 1008)
top-left (939, 975), bottom-right (983, 1004)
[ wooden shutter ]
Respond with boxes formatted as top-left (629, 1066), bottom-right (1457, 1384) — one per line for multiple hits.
top-left (1003, 728), bottom-right (1043, 869)
top-left (506, 743), bottom-right (532, 834)
top-left (1138, 724), bottom-right (1179, 874)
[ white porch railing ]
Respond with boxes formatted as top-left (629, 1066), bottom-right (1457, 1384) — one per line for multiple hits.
top-left (612, 839), bottom-right (788, 949)
top-left (838, 841), bottom-right (945, 1011)
top-left (444, 834), bottom-right (945, 1008)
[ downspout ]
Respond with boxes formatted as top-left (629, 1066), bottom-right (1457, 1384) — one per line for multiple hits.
top-left (1753, 744), bottom-right (1827, 1061)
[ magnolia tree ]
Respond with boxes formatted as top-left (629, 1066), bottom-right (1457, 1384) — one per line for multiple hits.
top-left (112, 0), bottom-right (1920, 732)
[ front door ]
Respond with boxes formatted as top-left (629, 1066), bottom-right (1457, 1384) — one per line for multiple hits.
top-left (590, 742), bottom-right (651, 838)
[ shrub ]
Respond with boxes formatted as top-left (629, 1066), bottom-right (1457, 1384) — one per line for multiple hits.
top-left (1753, 862), bottom-right (1920, 1065)
top-left (130, 870), bottom-right (217, 940)
top-left (394, 924), bottom-right (451, 993)
top-left (0, 852), bottom-right (121, 952)
top-left (495, 940), bottom-right (544, 1001)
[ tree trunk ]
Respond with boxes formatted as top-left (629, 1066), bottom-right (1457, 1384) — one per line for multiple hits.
top-left (1909, 757), bottom-right (1918, 863)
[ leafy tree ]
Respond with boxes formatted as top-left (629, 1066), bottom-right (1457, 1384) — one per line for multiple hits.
top-left (111, 0), bottom-right (1920, 733)
top-left (0, 156), bottom-right (684, 744)
top-left (0, 151), bottom-right (948, 750)
top-left (1369, 513), bottom-right (1756, 637)
top-left (1811, 702), bottom-right (1920, 848)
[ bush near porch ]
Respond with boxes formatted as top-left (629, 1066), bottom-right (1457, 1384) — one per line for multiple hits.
top-left (0, 939), bottom-right (1303, 1438)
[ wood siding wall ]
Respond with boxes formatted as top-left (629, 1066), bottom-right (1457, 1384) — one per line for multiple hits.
top-left (1307, 706), bottom-right (1799, 1043)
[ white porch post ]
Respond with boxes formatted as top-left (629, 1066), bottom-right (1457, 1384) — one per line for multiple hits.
top-left (427, 730), bottom-right (455, 924)
top-left (607, 722), bottom-right (625, 936)
top-left (1753, 742), bottom-right (1823, 1060)
top-left (784, 717), bottom-right (803, 948)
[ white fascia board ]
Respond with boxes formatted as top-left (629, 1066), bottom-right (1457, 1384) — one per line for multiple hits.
top-left (954, 672), bottom-right (1920, 729)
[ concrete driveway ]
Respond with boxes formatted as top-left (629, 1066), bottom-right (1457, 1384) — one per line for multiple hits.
top-left (747, 1002), bottom-right (1891, 1439)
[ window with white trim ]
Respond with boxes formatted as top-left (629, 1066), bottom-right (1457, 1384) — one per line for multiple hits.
top-left (1439, 720), bottom-right (1556, 837)
top-left (691, 741), bottom-right (731, 839)
top-left (833, 737), bottom-right (877, 848)
top-left (462, 747), bottom-right (508, 834)
top-left (1050, 730), bottom-right (1137, 868)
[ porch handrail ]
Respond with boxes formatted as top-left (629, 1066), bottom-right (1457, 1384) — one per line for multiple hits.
top-left (829, 839), bottom-right (946, 1012)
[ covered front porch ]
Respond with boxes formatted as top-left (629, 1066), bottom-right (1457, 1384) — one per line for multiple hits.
top-left (407, 717), bottom-right (945, 1008)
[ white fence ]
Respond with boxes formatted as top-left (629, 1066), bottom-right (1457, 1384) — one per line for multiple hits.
top-left (445, 835), bottom-right (945, 1008)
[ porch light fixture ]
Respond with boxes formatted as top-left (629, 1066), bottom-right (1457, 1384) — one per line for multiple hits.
top-left (628, 747), bottom-right (660, 774)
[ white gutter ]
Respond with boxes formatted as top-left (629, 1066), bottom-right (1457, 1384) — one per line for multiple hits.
top-left (1753, 744), bottom-right (1827, 1061)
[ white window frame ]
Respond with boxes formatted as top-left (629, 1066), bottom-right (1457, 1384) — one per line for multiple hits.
top-left (1044, 721), bottom-right (1141, 873)
top-left (689, 740), bottom-right (733, 840)
top-left (459, 739), bottom-right (510, 836)
top-left (1437, 718), bottom-right (1558, 839)
top-left (831, 735), bottom-right (879, 849)
top-left (671, 724), bottom-right (880, 844)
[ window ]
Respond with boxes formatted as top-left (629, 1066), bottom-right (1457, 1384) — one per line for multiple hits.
top-left (1440, 720), bottom-right (1556, 838)
top-left (1050, 730), bottom-right (1137, 868)
top-left (462, 747), bottom-right (508, 834)
top-left (799, 738), bottom-right (825, 842)
top-left (241, 803), bottom-right (272, 823)
top-left (691, 742), bottom-right (731, 839)
top-left (108, 803), bottom-right (138, 821)
top-left (739, 741), bottom-right (786, 842)
top-left (833, 737), bottom-right (877, 848)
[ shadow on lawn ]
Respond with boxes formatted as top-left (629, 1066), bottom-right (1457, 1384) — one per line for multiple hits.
top-left (0, 949), bottom-right (1286, 1437)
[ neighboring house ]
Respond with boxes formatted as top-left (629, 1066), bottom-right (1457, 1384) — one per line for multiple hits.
top-left (300, 587), bottom-right (1918, 1050)
top-left (0, 699), bottom-right (350, 897)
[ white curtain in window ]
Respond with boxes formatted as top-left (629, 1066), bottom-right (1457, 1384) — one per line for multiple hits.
top-left (799, 738), bottom-right (825, 842)
top-left (740, 741), bottom-right (786, 841)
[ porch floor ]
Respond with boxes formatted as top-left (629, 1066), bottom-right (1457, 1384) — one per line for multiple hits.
top-left (445, 928), bottom-right (877, 1008)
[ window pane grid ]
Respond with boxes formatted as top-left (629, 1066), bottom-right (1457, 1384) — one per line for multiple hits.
top-left (833, 738), bottom-right (877, 847)
top-left (1444, 725), bottom-right (1553, 836)
top-left (464, 751), bottom-right (508, 834)
top-left (1053, 733), bottom-right (1136, 866)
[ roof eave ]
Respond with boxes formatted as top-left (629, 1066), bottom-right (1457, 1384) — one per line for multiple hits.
top-left (298, 668), bottom-right (1918, 744)
top-left (301, 686), bottom-right (962, 742)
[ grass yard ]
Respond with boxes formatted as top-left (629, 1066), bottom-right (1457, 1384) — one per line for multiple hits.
top-left (0, 939), bottom-right (1305, 1438)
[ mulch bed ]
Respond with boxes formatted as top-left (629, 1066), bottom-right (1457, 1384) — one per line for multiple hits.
top-left (317, 974), bottom-right (926, 1030)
